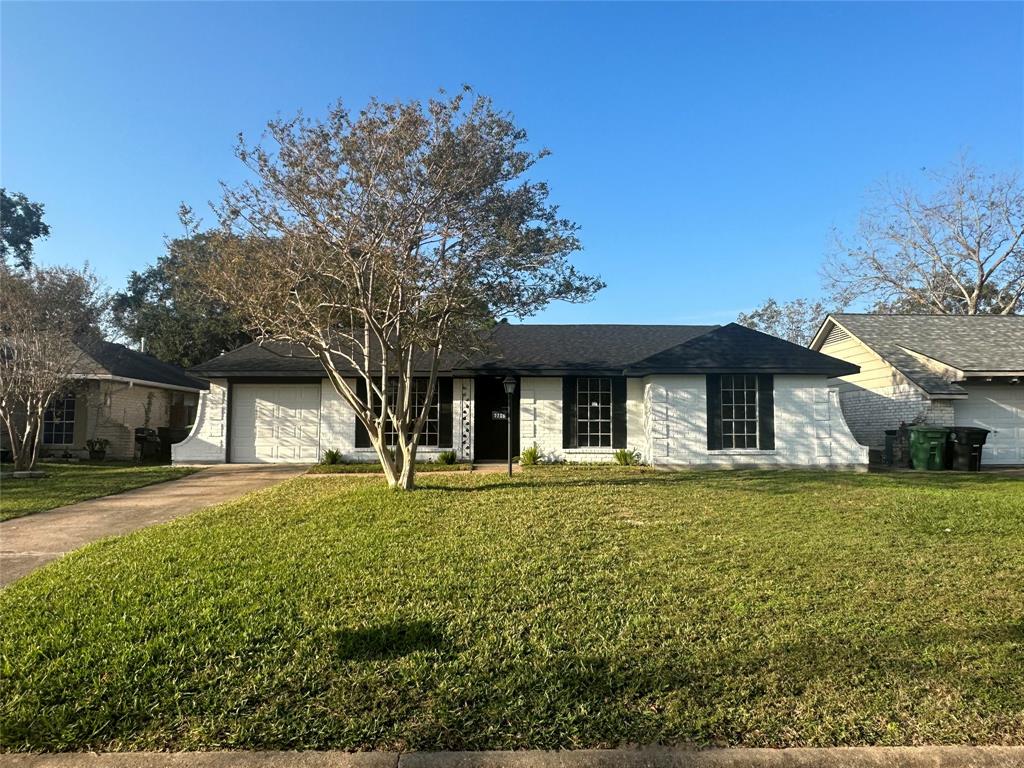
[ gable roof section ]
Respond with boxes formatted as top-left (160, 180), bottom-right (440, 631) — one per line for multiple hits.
top-left (810, 314), bottom-right (1024, 396)
top-left (460, 324), bottom-right (719, 374)
top-left (624, 323), bottom-right (859, 376)
top-left (189, 341), bottom-right (327, 378)
top-left (80, 341), bottom-right (208, 391)
top-left (191, 323), bottom-right (859, 379)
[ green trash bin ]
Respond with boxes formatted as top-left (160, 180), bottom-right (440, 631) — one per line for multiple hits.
top-left (909, 425), bottom-right (951, 470)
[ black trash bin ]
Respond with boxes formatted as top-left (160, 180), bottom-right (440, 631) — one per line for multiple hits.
top-left (892, 423), bottom-right (912, 469)
top-left (134, 427), bottom-right (162, 462)
top-left (947, 426), bottom-right (990, 471)
top-left (883, 429), bottom-right (898, 466)
top-left (157, 427), bottom-right (191, 462)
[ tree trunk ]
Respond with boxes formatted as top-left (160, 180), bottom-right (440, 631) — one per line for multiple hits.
top-left (13, 412), bottom-right (41, 471)
top-left (373, 438), bottom-right (401, 488)
top-left (396, 438), bottom-right (417, 491)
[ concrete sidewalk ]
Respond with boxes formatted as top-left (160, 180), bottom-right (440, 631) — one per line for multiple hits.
top-left (1, 748), bottom-right (1022, 768)
top-left (0, 464), bottom-right (305, 586)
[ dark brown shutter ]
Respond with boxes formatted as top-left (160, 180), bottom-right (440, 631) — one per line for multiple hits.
top-left (355, 378), bottom-right (371, 448)
top-left (706, 374), bottom-right (723, 450)
top-left (437, 377), bottom-right (453, 448)
top-left (757, 374), bottom-right (775, 450)
top-left (562, 376), bottom-right (578, 449)
top-left (611, 377), bottom-right (627, 449)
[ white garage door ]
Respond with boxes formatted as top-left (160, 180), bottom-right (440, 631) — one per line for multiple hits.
top-left (954, 384), bottom-right (1024, 466)
top-left (231, 383), bottom-right (321, 463)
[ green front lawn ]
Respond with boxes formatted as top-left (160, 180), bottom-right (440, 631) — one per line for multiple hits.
top-left (307, 461), bottom-right (473, 474)
top-left (0, 462), bottom-right (198, 521)
top-left (1, 468), bottom-right (1022, 750)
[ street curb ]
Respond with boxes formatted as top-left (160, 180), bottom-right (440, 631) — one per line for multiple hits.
top-left (1, 747), bottom-right (1022, 768)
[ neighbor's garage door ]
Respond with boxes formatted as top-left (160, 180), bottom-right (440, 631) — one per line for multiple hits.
top-left (954, 384), bottom-right (1024, 466)
top-left (230, 383), bottom-right (321, 463)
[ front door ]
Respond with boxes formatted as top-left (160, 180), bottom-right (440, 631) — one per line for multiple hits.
top-left (474, 376), bottom-right (519, 461)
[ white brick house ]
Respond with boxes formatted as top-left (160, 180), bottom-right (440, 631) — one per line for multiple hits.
top-left (174, 323), bottom-right (867, 469)
top-left (810, 314), bottom-right (1024, 466)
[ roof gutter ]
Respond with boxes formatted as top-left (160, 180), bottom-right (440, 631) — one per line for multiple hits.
top-left (70, 373), bottom-right (205, 393)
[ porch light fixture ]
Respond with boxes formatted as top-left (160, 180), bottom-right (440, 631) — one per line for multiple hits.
top-left (502, 376), bottom-right (516, 477)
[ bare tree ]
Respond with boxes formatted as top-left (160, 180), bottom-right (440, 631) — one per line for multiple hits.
top-left (186, 89), bottom-right (602, 489)
top-left (0, 265), bottom-right (106, 470)
top-left (825, 158), bottom-right (1024, 315)
top-left (737, 297), bottom-right (832, 346)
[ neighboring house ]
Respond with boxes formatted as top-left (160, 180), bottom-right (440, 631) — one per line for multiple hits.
top-left (173, 323), bottom-right (868, 468)
top-left (809, 314), bottom-right (1024, 466)
top-left (31, 341), bottom-right (207, 461)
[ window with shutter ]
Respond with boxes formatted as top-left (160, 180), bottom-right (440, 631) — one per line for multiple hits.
top-left (707, 374), bottom-right (775, 451)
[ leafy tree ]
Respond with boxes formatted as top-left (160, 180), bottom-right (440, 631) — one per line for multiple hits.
top-left (111, 236), bottom-right (251, 368)
top-left (1, 189), bottom-right (51, 270)
top-left (0, 265), bottom-right (107, 470)
top-left (825, 158), bottom-right (1024, 315)
top-left (185, 88), bottom-right (602, 489)
top-left (737, 297), bottom-right (832, 346)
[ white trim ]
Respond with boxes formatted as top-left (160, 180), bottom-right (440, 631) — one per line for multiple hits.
top-left (808, 316), bottom-right (838, 350)
top-left (69, 373), bottom-right (203, 393)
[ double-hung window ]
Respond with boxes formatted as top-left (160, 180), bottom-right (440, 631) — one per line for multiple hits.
top-left (43, 392), bottom-right (76, 445)
top-left (707, 373), bottom-right (774, 451)
top-left (721, 374), bottom-right (758, 449)
top-left (576, 377), bottom-right (612, 447)
top-left (410, 378), bottom-right (440, 447)
top-left (382, 378), bottom-right (440, 447)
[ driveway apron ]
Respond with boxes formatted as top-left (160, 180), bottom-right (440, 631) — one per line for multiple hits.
top-left (0, 464), bottom-right (305, 586)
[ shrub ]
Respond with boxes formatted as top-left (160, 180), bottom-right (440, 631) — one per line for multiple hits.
top-left (321, 448), bottom-right (343, 465)
top-left (85, 438), bottom-right (110, 452)
top-left (436, 450), bottom-right (458, 465)
top-left (614, 447), bottom-right (642, 466)
top-left (520, 443), bottom-right (542, 466)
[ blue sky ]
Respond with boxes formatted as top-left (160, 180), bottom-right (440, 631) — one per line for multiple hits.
top-left (2, 2), bottom-right (1021, 324)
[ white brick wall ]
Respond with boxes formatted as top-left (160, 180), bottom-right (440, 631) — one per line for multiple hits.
top-left (320, 378), bottom-right (472, 463)
top-left (454, 377), bottom-right (474, 461)
top-left (519, 376), bottom-right (643, 462)
top-left (178, 374), bottom-right (869, 469)
top-left (319, 379), bottom-right (356, 455)
top-left (837, 385), bottom-right (956, 449)
top-left (171, 379), bottom-right (228, 464)
top-left (644, 374), bottom-right (868, 468)
top-left (178, 378), bottom-right (473, 465)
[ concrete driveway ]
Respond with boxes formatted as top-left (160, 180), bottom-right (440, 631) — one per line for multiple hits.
top-left (0, 464), bottom-right (306, 587)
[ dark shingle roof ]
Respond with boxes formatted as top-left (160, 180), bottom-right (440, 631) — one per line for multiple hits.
top-left (189, 341), bottom-right (326, 377)
top-left (82, 341), bottom-right (207, 390)
top-left (819, 314), bottom-right (1024, 396)
top-left (191, 323), bottom-right (859, 379)
top-left (463, 324), bottom-right (719, 373)
top-left (626, 323), bottom-right (859, 376)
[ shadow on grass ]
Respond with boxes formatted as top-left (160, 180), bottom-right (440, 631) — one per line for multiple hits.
top-left (398, 619), bottom-right (1024, 749)
top-left (417, 468), bottom-right (1014, 496)
top-left (331, 620), bottom-right (446, 661)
